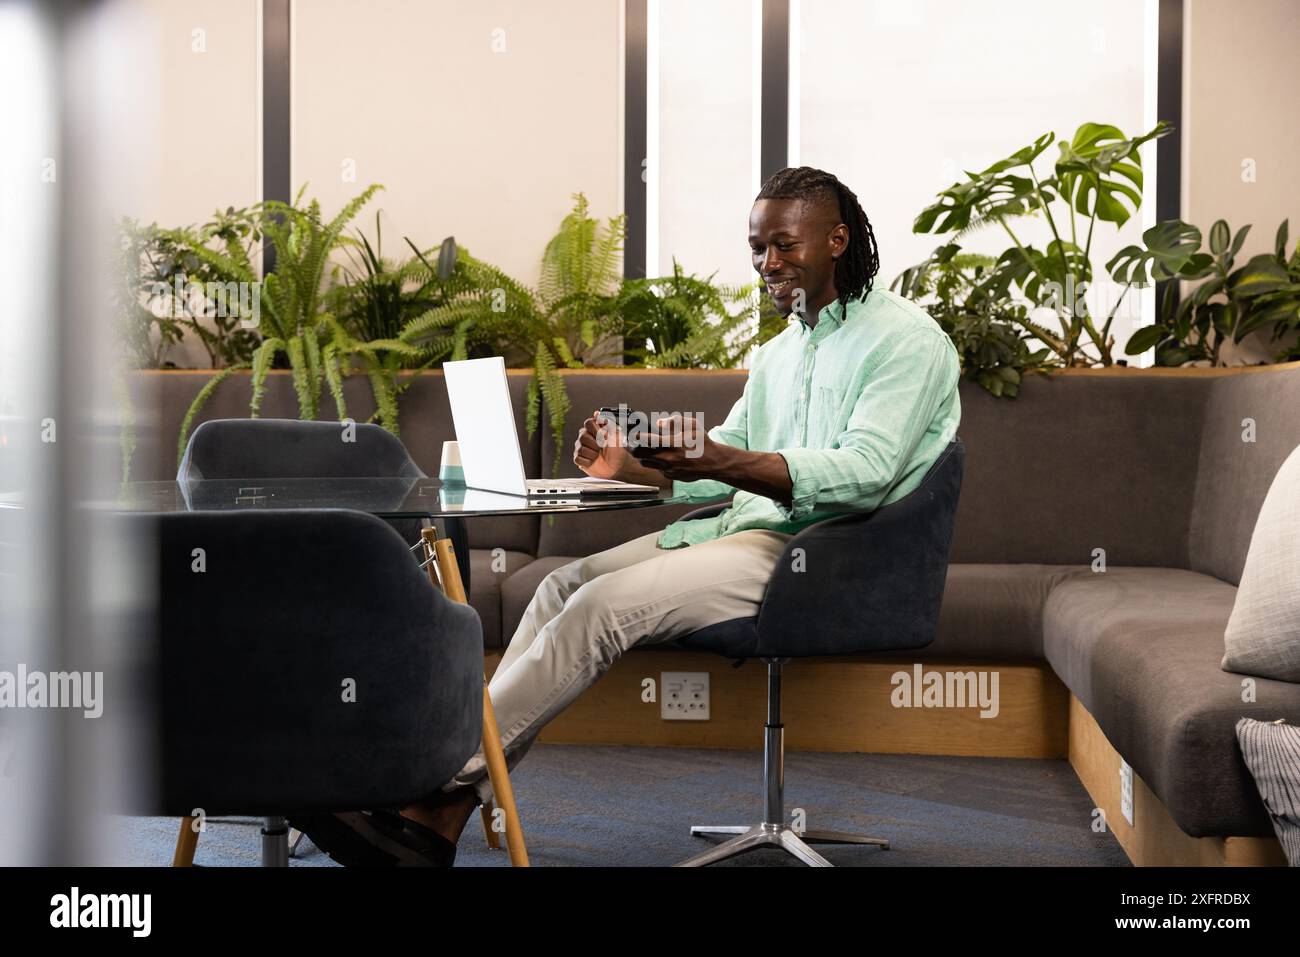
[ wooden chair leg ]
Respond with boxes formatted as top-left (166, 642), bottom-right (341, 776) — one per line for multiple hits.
top-left (172, 816), bottom-right (199, 867)
top-left (479, 800), bottom-right (501, 849)
top-left (422, 527), bottom-right (530, 867)
top-left (479, 683), bottom-right (529, 866)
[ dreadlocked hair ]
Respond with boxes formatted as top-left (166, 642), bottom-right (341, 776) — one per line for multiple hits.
top-left (756, 166), bottom-right (880, 314)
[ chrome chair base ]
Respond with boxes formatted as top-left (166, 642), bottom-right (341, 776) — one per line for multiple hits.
top-left (677, 822), bottom-right (889, 867)
top-left (673, 660), bottom-right (891, 867)
top-left (261, 816), bottom-right (289, 867)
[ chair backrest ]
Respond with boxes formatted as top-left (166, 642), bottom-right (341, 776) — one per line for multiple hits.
top-left (754, 437), bottom-right (965, 657)
top-left (177, 418), bottom-right (424, 482)
top-left (141, 508), bottom-right (482, 816)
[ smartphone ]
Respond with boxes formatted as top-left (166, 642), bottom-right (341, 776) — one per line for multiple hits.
top-left (597, 405), bottom-right (640, 450)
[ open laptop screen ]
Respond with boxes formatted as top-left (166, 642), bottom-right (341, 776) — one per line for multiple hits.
top-left (442, 356), bottom-right (529, 495)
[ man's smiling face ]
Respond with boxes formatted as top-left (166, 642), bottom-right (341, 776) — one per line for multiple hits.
top-left (748, 197), bottom-right (848, 318)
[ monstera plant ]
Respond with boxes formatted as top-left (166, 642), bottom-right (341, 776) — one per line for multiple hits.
top-left (905, 121), bottom-right (1171, 368)
top-left (1109, 218), bottom-right (1300, 366)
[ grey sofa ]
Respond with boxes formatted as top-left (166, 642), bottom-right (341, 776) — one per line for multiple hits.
top-left (129, 362), bottom-right (1300, 845)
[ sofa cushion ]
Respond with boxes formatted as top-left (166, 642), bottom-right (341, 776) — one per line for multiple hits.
top-left (1044, 567), bottom-right (1300, 836)
top-left (1190, 365), bottom-right (1300, 585)
top-left (466, 514), bottom-right (539, 560)
top-left (949, 373), bottom-right (1206, 568)
top-left (925, 564), bottom-right (1087, 660)
top-left (467, 548), bottom-right (536, 650)
top-left (498, 555), bottom-right (574, 650)
top-left (1222, 443), bottom-right (1300, 681)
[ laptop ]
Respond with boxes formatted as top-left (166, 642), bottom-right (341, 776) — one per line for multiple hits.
top-left (442, 356), bottom-right (661, 498)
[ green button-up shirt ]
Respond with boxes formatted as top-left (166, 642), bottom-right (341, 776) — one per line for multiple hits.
top-left (656, 288), bottom-right (961, 549)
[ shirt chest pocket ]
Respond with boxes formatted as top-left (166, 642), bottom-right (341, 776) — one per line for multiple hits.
top-left (814, 386), bottom-right (844, 446)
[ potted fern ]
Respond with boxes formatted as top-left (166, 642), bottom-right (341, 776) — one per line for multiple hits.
top-left (401, 193), bottom-right (629, 474)
top-left (175, 184), bottom-right (426, 462)
top-left (614, 259), bottom-right (775, 369)
top-left (325, 213), bottom-right (461, 429)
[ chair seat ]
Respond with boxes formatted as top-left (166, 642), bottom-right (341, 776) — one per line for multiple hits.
top-left (670, 616), bottom-right (759, 658)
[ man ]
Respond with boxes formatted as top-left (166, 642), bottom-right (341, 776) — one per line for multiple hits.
top-left (295, 166), bottom-right (961, 866)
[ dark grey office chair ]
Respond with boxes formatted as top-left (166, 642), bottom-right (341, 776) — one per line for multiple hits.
top-left (177, 418), bottom-right (467, 858)
top-left (136, 508), bottom-right (483, 866)
top-left (672, 439), bottom-right (965, 867)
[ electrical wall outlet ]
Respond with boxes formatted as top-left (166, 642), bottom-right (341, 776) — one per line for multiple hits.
top-left (1119, 759), bottom-right (1134, 826)
top-left (661, 672), bottom-right (710, 721)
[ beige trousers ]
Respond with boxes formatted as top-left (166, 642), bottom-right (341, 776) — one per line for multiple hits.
top-left (447, 527), bottom-right (794, 803)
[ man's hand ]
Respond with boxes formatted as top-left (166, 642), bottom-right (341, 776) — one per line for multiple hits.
top-left (628, 413), bottom-right (731, 481)
top-left (573, 408), bottom-right (633, 480)
top-left (631, 412), bottom-right (796, 508)
top-left (576, 408), bottom-right (795, 504)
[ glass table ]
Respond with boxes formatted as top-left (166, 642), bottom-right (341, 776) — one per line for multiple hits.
top-left (114, 476), bottom-right (684, 596)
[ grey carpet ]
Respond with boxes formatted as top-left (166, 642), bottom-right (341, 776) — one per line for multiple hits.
top-left (112, 744), bottom-right (1130, 867)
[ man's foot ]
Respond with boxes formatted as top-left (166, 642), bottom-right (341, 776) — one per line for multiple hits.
top-left (288, 810), bottom-right (458, 868)
top-left (402, 785), bottom-right (480, 846)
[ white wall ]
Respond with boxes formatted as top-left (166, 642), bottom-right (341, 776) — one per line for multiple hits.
top-left (1183, 0), bottom-right (1300, 254)
top-left (292, 0), bottom-right (624, 286)
top-left (112, 0), bottom-right (261, 232)
top-left (110, 0), bottom-right (262, 368)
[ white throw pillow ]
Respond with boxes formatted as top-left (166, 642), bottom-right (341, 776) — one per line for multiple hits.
top-left (1222, 444), bottom-right (1300, 682)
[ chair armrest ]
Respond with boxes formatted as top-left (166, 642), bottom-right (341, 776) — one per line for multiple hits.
top-left (678, 501), bottom-right (732, 523)
top-left (753, 441), bottom-right (964, 657)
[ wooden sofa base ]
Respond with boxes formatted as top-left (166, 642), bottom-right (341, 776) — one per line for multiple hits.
top-left (1067, 695), bottom-right (1285, 867)
top-left (495, 650), bottom-right (1071, 758)
top-left (485, 651), bottom-right (1286, 865)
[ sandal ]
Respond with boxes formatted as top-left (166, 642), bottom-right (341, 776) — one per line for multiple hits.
top-left (287, 810), bottom-right (455, 868)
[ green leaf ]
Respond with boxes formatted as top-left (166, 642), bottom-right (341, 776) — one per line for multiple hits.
top-left (1055, 121), bottom-right (1169, 227)
top-left (176, 364), bottom-right (248, 466)
top-left (1107, 220), bottom-right (1203, 284)
top-left (1229, 224), bottom-right (1252, 260)
top-left (249, 337), bottom-right (284, 418)
top-left (1228, 254), bottom-right (1289, 298)
top-left (913, 133), bottom-right (1054, 235)
top-left (1209, 220), bottom-right (1230, 256)
top-left (1190, 276), bottom-right (1225, 307)
top-left (1124, 324), bottom-right (1165, 354)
